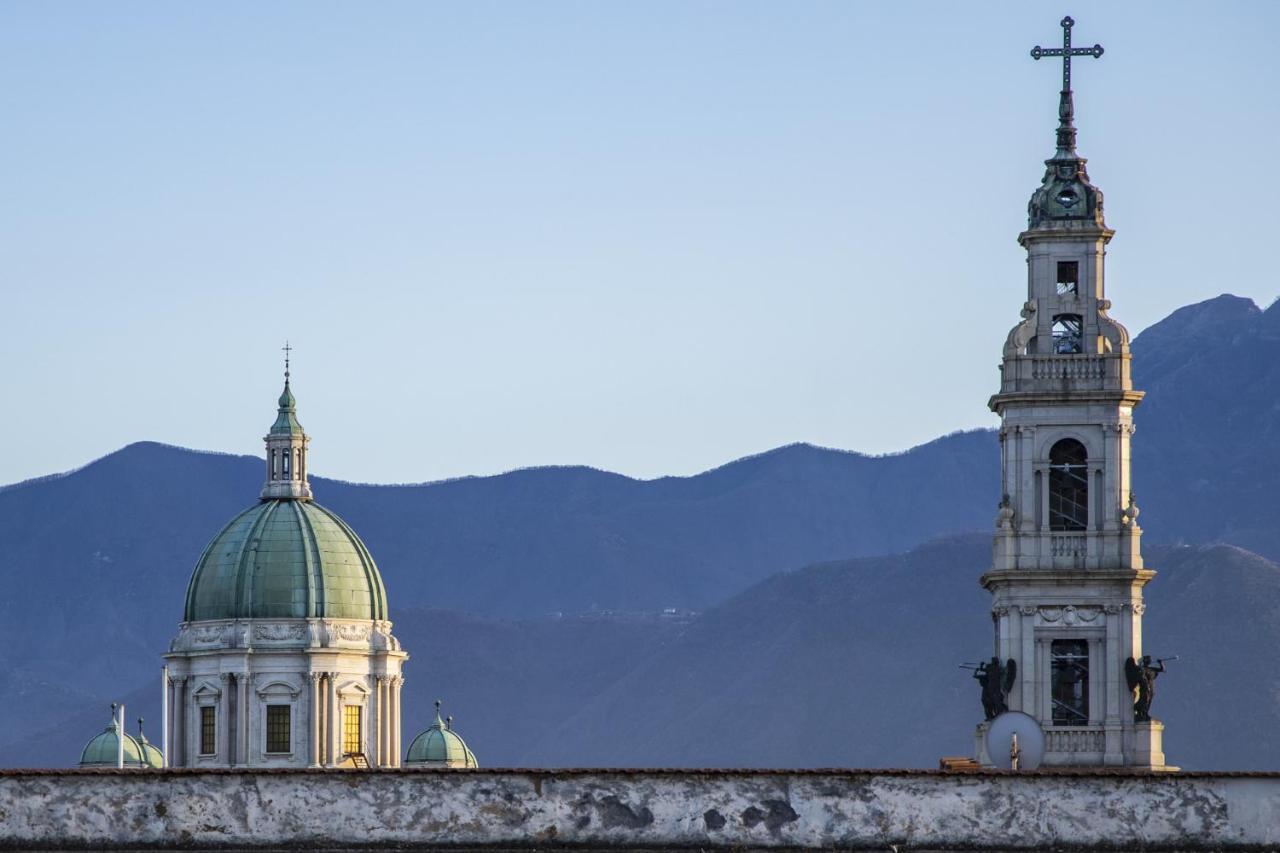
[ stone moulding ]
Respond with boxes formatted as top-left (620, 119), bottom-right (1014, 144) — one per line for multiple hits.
top-left (170, 618), bottom-right (399, 653)
top-left (0, 768), bottom-right (1278, 850)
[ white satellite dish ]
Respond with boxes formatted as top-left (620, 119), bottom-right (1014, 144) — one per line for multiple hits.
top-left (985, 711), bottom-right (1045, 770)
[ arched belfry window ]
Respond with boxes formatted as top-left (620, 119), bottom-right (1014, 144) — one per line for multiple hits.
top-left (1052, 314), bottom-right (1083, 354)
top-left (1048, 439), bottom-right (1088, 531)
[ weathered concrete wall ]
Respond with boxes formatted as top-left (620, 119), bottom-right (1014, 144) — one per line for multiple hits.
top-left (2, 768), bottom-right (1280, 850)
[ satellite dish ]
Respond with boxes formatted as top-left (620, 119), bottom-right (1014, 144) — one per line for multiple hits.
top-left (985, 711), bottom-right (1045, 770)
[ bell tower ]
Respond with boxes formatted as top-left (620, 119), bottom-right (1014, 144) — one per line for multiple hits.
top-left (976, 17), bottom-right (1168, 769)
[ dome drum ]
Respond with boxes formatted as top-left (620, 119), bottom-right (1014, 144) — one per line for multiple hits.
top-left (170, 618), bottom-right (402, 654)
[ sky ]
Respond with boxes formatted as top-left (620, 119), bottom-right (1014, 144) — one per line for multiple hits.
top-left (1, 2), bottom-right (1276, 487)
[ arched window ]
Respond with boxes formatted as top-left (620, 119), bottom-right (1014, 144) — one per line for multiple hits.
top-left (1052, 314), bottom-right (1083, 354)
top-left (1048, 438), bottom-right (1088, 531)
top-left (282, 449), bottom-right (291, 477)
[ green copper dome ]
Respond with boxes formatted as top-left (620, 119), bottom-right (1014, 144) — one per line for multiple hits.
top-left (136, 726), bottom-right (164, 769)
top-left (406, 703), bottom-right (478, 768)
top-left (80, 717), bottom-right (147, 768)
top-left (184, 499), bottom-right (387, 622)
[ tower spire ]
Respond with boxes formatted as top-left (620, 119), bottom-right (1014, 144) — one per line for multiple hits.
top-left (1030, 16), bottom-right (1103, 158)
top-left (1025, 17), bottom-right (1107, 230)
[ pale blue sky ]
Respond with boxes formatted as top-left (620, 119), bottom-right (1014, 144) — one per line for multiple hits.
top-left (2, 2), bottom-right (1275, 486)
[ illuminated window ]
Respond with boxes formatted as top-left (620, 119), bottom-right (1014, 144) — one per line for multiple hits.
top-left (342, 705), bottom-right (362, 755)
top-left (1051, 640), bottom-right (1089, 725)
top-left (200, 706), bottom-right (216, 755)
top-left (1048, 439), bottom-right (1089, 531)
top-left (1052, 314), bottom-right (1083, 354)
top-left (265, 705), bottom-right (291, 753)
top-left (1056, 261), bottom-right (1078, 296)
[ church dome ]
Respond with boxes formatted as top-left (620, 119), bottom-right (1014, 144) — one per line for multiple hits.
top-left (184, 498), bottom-right (387, 622)
top-left (135, 725), bottom-right (164, 769)
top-left (79, 712), bottom-right (147, 768)
top-left (405, 702), bottom-right (478, 768)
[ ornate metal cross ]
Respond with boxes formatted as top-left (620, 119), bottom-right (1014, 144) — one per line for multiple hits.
top-left (1030, 16), bottom-right (1103, 93)
top-left (282, 341), bottom-right (292, 378)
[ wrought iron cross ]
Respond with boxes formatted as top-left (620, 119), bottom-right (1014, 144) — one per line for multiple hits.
top-left (282, 341), bottom-right (292, 379)
top-left (1030, 16), bottom-right (1103, 93)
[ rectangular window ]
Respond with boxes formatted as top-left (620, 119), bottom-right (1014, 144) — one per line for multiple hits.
top-left (265, 704), bottom-right (291, 753)
top-left (342, 705), bottom-right (362, 755)
top-left (1056, 261), bottom-right (1078, 295)
top-left (1051, 639), bottom-right (1089, 725)
top-left (200, 706), bottom-right (217, 755)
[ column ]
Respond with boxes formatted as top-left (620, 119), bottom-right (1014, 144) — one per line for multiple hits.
top-left (1019, 607), bottom-right (1036, 715)
top-left (391, 676), bottom-right (402, 767)
top-left (218, 674), bottom-right (232, 765)
top-left (327, 672), bottom-right (340, 766)
top-left (172, 677), bottom-right (186, 767)
top-left (378, 676), bottom-right (389, 763)
top-left (308, 674), bottom-right (321, 767)
top-left (238, 673), bottom-right (250, 766)
top-left (371, 675), bottom-right (383, 767)
top-left (166, 677), bottom-right (177, 768)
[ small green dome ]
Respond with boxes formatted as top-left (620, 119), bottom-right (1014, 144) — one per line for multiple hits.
top-left (136, 727), bottom-right (164, 769)
top-left (406, 703), bottom-right (478, 768)
top-left (184, 499), bottom-right (387, 622)
top-left (80, 718), bottom-right (146, 768)
top-left (270, 381), bottom-right (304, 435)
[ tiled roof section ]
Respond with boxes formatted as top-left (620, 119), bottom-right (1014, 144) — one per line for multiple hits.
top-left (183, 499), bottom-right (387, 622)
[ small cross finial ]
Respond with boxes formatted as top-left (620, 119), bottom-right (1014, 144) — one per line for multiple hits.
top-left (1030, 16), bottom-right (1103, 157)
top-left (282, 341), bottom-right (292, 383)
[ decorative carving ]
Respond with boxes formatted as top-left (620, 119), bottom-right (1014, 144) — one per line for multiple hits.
top-left (1097, 299), bottom-right (1131, 353)
top-left (992, 606), bottom-right (1010, 618)
top-left (995, 494), bottom-right (1016, 530)
top-left (334, 623), bottom-right (371, 642)
top-left (1132, 602), bottom-right (1146, 616)
top-left (191, 625), bottom-right (223, 644)
top-left (1104, 604), bottom-right (1123, 615)
top-left (253, 623), bottom-right (306, 641)
top-left (1120, 492), bottom-right (1141, 527)
top-left (1039, 605), bottom-right (1100, 625)
top-left (218, 673), bottom-right (232, 684)
top-left (972, 658), bottom-right (1017, 720)
top-left (1019, 606), bottom-right (1038, 616)
top-left (1004, 302), bottom-right (1038, 357)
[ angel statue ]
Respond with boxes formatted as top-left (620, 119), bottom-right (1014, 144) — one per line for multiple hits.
top-left (1125, 655), bottom-right (1168, 722)
top-left (974, 657), bottom-right (1018, 720)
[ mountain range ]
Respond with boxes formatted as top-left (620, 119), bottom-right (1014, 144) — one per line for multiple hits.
top-left (1, 292), bottom-right (1278, 769)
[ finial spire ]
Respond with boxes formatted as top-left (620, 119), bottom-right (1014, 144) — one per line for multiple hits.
top-left (1030, 16), bottom-right (1103, 158)
top-left (262, 344), bottom-right (312, 500)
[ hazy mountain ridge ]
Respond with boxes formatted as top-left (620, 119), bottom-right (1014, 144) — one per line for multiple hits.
top-left (2, 292), bottom-right (1280, 767)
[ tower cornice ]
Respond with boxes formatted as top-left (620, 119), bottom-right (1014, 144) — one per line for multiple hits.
top-left (981, 568), bottom-right (1156, 591)
top-left (989, 388), bottom-right (1144, 414)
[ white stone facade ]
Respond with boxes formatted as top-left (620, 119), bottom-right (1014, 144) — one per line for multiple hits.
top-left (165, 618), bottom-right (406, 768)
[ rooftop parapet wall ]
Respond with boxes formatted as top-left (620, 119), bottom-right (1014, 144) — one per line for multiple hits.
top-left (2, 767), bottom-right (1280, 851)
